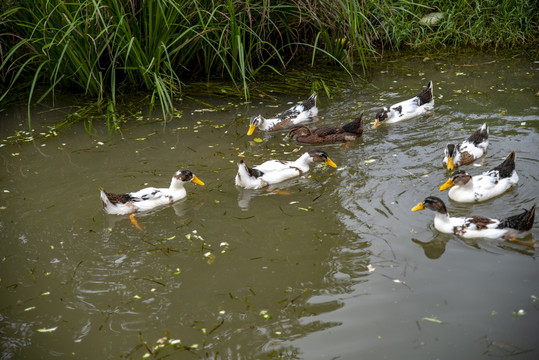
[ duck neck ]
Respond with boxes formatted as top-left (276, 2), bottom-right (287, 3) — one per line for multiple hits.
top-left (459, 179), bottom-right (474, 191)
top-left (433, 211), bottom-right (452, 233)
top-left (169, 179), bottom-right (186, 191)
top-left (292, 152), bottom-right (313, 171)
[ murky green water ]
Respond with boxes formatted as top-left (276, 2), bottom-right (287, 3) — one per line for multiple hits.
top-left (1, 53), bottom-right (538, 359)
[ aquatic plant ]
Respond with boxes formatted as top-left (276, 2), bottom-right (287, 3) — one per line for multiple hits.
top-left (0, 0), bottom-right (537, 127)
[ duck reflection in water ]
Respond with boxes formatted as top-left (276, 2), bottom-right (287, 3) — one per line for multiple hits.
top-left (236, 188), bottom-right (291, 211)
top-left (411, 236), bottom-right (449, 259)
top-left (102, 198), bottom-right (205, 231)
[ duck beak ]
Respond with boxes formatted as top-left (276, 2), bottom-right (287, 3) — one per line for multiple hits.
top-left (325, 158), bottom-right (337, 168)
top-left (411, 202), bottom-right (425, 211)
top-left (371, 119), bottom-right (382, 130)
top-left (247, 124), bottom-right (256, 136)
top-left (446, 157), bottom-right (454, 171)
top-left (439, 178), bottom-right (454, 191)
top-left (191, 176), bottom-right (205, 186)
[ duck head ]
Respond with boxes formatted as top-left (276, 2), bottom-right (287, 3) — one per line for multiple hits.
top-left (439, 170), bottom-right (471, 191)
top-left (171, 169), bottom-right (204, 189)
top-left (307, 149), bottom-right (337, 168)
top-left (247, 115), bottom-right (265, 135)
top-left (412, 196), bottom-right (448, 214)
top-left (371, 107), bottom-right (389, 129)
top-left (444, 143), bottom-right (457, 170)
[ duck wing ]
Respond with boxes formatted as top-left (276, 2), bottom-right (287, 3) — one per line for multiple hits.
top-left (130, 187), bottom-right (164, 201)
top-left (254, 160), bottom-right (294, 173)
top-left (313, 126), bottom-right (343, 137)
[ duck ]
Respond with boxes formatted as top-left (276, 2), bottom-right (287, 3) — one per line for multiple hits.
top-left (100, 169), bottom-right (204, 215)
top-left (439, 151), bottom-right (518, 202)
top-left (411, 196), bottom-right (535, 240)
top-left (247, 92), bottom-right (318, 135)
top-left (443, 123), bottom-right (489, 170)
top-left (371, 81), bottom-right (434, 129)
top-left (235, 149), bottom-right (337, 189)
top-left (288, 113), bottom-right (364, 144)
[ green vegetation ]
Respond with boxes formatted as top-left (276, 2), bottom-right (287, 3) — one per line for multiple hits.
top-left (1, 0), bottom-right (537, 125)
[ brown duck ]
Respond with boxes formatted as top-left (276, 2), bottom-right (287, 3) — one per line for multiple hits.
top-left (288, 113), bottom-right (364, 144)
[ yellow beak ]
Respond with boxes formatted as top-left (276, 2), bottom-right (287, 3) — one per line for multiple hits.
top-left (446, 157), bottom-right (454, 171)
top-left (325, 158), bottom-right (337, 168)
top-left (439, 178), bottom-right (454, 191)
top-left (191, 176), bottom-right (205, 186)
top-left (411, 202), bottom-right (425, 211)
top-left (247, 124), bottom-right (256, 136)
top-left (371, 119), bottom-right (382, 130)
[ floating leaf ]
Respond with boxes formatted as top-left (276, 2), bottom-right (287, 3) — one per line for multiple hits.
top-left (37, 327), bottom-right (58, 333)
top-left (24, 306), bottom-right (36, 312)
top-left (421, 316), bottom-right (443, 324)
top-left (253, 138), bottom-right (263, 143)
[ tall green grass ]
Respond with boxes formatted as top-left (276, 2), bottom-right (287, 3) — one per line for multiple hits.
top-left (0, 0), bottom-right (537, 127)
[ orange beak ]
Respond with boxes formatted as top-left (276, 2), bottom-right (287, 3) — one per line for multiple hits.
top-left (247, 124), bottom-right (256, 136)
top-left (191, 176), bottom-right (205, 186)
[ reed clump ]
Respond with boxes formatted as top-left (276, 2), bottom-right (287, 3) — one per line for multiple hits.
top-left (1, 0), bottom-right (537, 121)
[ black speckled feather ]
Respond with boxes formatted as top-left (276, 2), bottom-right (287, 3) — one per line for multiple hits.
top-left (467, 216), bottom-right (495, 230)
top-left (247, 164), bottom-right (264, 178)
top-left (416, 82), bottom-right (433, 105)
top-left (102, 189), bottom-right (135, 205)
top-left (497, 203), bottom-right (536, 231)
top-left (467, 124), bottom-right (489, 146)
top-left (490, 151), bottom-right (516, 179)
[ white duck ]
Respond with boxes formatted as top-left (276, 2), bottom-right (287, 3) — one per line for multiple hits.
top-left (100, 169), bottom-right (204, 215)
top-left (443, 123), bottom-right (489, 170)
top-left (235, 149), bottom-right (337, 189)
top-left (439, 151), bottom-right (518, 202)
top-left (412, 196), bottom-right (535, 240)
top-left (247, 93), bottom-right (318, 135)
top-left (371, 81), bottom-right (434, 129)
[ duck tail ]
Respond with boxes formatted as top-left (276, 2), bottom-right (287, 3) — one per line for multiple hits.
top-left (416, 81), bottom-right (433, 105)
top-left (491, 151), bottom-right (516, 178)
top-left (303, 92), bottom-right (317, 109)
top-left (99, 188), bottom-right (114, 209)
top-left (341, 113), bottom-right (364, 135)
top-left (498, 203), bottom-right (536, 231)
top-left (468, 123), bottom-right (489, 145)
top-left (480, 122), bottom-right (488, 133)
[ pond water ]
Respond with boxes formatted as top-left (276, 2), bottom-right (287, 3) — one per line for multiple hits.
top-left (1, 53), bottom-right (538, 359)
